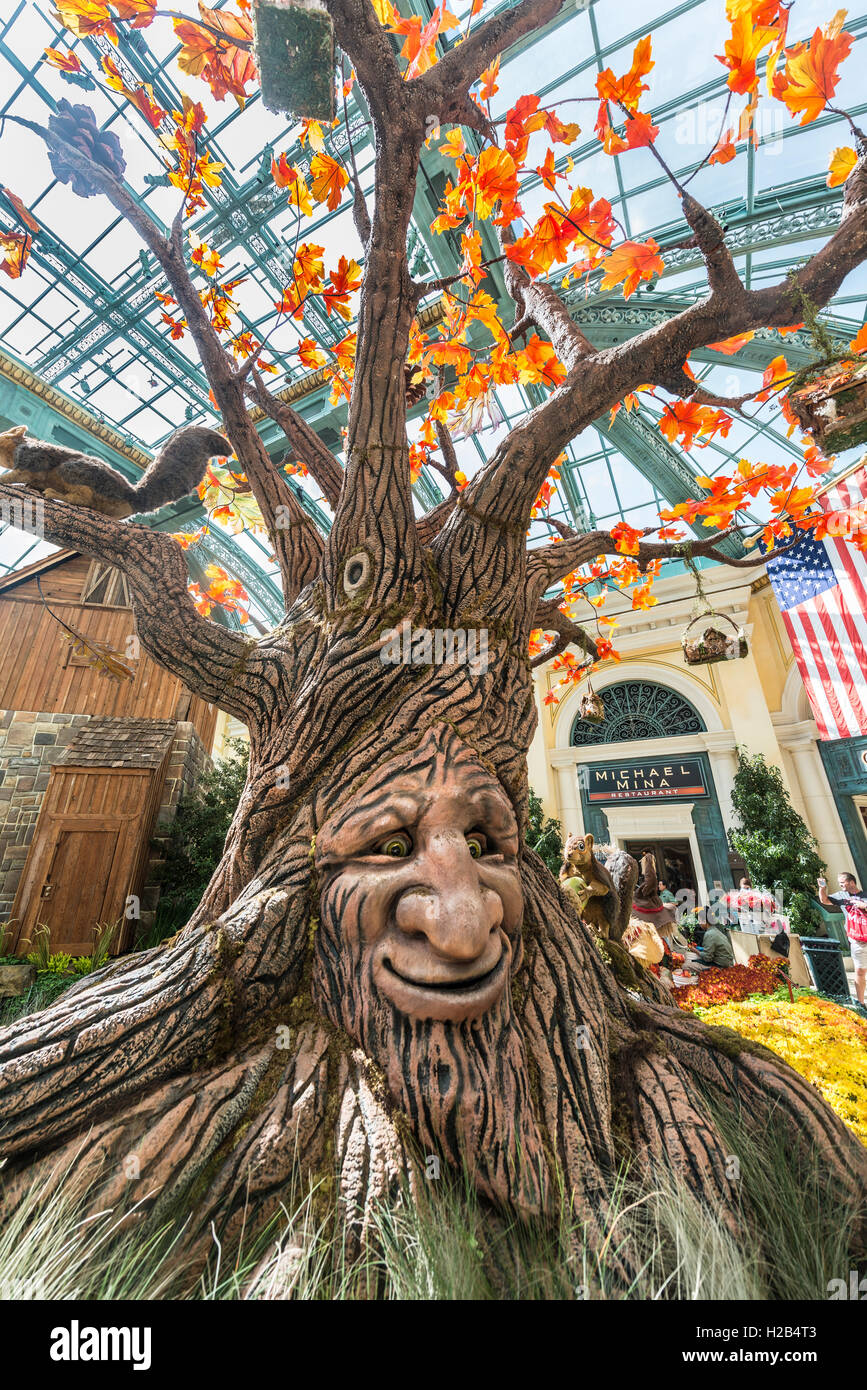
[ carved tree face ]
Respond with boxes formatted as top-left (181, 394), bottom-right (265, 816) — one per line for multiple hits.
top-left (312, 726), bottom-right (546, 1213)
top-left (314, 728), bottom-right (523, 1024)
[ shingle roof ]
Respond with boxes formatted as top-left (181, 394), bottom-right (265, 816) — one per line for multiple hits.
top-left (57, 717), bottom-right (176, 769)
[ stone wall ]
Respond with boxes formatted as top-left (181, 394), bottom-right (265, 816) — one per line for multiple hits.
top-left (0, 711), bottom-right (88, 923)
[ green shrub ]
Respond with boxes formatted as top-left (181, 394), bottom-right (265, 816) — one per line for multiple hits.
top-left (147, 738), bottom-right (249, 945)
top-left (525, 789), bottom-right (564, 876)
top-left (729, 750), bottom-right (826, 934)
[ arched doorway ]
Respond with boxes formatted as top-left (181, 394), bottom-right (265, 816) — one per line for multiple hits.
top-left (565, 679), bottom-right (732, 902)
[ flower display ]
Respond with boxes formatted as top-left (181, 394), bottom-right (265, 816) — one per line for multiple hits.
top-left (674, 954), bottom-right (785, 1010)
top-left (694, 994), bottom-right (867, 1145)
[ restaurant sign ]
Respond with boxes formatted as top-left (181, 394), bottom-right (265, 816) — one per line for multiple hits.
top-left (583, 758), bottom-right (708, 803)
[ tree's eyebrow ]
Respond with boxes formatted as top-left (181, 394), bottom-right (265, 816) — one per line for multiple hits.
top-left (467, 786), bottom-right (519, 841)
top-left (321, 791), bottom-right (423, 857)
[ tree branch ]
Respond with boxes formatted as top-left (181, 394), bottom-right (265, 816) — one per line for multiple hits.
top-left (247, 368), bottom-right (344, 511)
top-left (15, 116), bottom-right (322, 608)
top-left (0, 481), bottom-right (269, 726)
top-left (415, 0), bottom-right (565, 133)
top-left (444, 160), bottom-right (867, 550)
top-left (320, 0), bottom-right (425, 594)
top-left (529, 596), bottom-right (597, 669)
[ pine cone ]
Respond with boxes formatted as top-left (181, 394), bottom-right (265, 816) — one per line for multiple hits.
top-left (404, 362), bottom-right (427, 407)
top-left (47, 99), bottom-right (126, 197)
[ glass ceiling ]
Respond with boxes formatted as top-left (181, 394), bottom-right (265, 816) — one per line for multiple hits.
top-left (1, 0), bottom-right (866, 625)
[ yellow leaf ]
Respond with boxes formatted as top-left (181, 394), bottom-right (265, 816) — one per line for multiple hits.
top-left (828, 145), bottom-right (857, 186)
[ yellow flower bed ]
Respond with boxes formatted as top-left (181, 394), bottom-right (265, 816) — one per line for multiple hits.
top-left (696, 994), bottom-right (867, 1145)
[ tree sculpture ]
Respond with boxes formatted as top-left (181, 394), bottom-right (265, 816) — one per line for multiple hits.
top-left (1, 0), bottom-right (866, 1268)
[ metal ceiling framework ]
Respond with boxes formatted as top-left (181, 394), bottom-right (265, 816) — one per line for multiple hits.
top-left (0, 0), bottom-right (865, 620)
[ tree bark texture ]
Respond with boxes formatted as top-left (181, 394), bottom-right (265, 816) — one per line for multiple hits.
top-left (0, 0), bottom-right (866, 1276)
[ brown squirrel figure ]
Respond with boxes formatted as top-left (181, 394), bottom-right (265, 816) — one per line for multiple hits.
top-left (559, 831), bottom-right (619, 938)
top-left (0, 424), bottom-right (230, 519)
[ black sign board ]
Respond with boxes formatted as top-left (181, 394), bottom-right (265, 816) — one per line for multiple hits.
top-left (584, 758), bottom-right (707, 803)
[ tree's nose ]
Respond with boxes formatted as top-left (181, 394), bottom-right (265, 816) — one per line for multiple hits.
top-left (393, 833), bottom-right (502, 962)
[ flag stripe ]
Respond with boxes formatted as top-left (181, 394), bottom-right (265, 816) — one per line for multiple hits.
top-left (782, 609), bottom-right (833, 738)
top-left (769, 465), bottom-right (867, 741)
top-left (823, 536), bottom-right (867, 700)
top-left (813, 596), bottom-right (867, 734)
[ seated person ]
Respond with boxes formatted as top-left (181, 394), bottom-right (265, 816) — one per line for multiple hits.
top-left (692, 920), bottom-right (734, 971)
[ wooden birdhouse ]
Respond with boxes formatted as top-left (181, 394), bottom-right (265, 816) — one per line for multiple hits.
top-left (252, 0), bottom-right (335, 122)
top-left (790, 358), bottom-right (867, 456)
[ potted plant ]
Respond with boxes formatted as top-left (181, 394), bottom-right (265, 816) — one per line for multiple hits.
top-left (682, 611), bottom-right (748, 666)
top-left (578, 682), bottom-right (605, 724)
top-left (790, 356), bottom-right (867, 455)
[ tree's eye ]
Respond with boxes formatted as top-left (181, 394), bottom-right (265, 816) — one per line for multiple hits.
top-left (377, 832), bottom-right (412, 859)
top-left (466, 833), bottom-right (487, 859)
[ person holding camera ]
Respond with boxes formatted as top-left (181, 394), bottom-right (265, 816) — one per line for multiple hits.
top-left (818, 872), bottom-right (867, 1004)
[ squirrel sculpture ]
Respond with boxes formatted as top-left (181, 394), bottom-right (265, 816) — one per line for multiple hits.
top-left (0, 424), bottom-right (230, 519)
top-left (559, 831), bottom-right (618, 938)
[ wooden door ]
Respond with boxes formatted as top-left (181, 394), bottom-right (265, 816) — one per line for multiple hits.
top-left (35, 828), bottom-right (119, 955)
top-left (624, 838), bottom-right (697, 900)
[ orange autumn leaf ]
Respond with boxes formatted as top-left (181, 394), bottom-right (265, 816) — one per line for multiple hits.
top-left (610, 520), bottom-right (644, 555)
top-left (309, 152), bottom-right (349, 211)
top-left (393, 1), bottom-right (459, 79)
top-left (717, 12), bottom-right (781, 94)
top-left (515, 334), bottom-right (566, 388)
top-left (708, 330), bottom-right (755, 354)
top-left (708, 128), bottom-right (737, 164)
top-left (773, 18), bottom-right (853, 125)
top-left (477, 55), bottom-right (500, 102)
top-left (439, 127), bottom-right (466, 162)
top-left (1, 187), bottom-right (39, 234)
top-left (473, 146), bottom-right (518, 220)
top-left (596, 36), bottom-right (654, 112)
top-left (296, 337), bottom-right (327, 370)
top-left (543, 109), bottom-right (581, 145)
top-left (624, 110), bottom-right (659, 148)
top-left (828, 145), bottom-right (857, 187)
top-left (659, 401), bottom-right (733, 451)
top-left (112, 0), bottom-right (157, 24)
top-left (0, 231), bottom-right (32, 280)
top-left (54, 0), bottom-right (118, 43)
top-left (850, 324), bottom-right (867, 355)
top-left (323, 255), bottom-right (362, 319)
top-left (599, 238), bottom-right (664, 299)
top-left (173, 4), bottom-right (256, 105)
top-left (631, 582), bottom-right (658, 610)
top-left (43, 46), bottom-right (84, 74)
top-left (271, 154), bottom-right (313, 215)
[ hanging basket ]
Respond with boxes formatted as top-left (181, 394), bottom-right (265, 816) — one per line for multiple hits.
top-left (681, 610), bottom-right (747, 666)
top-left (252, 0), bottom-right (335, 121)
top-left (579, 684), bottom-right (605, 724)
top-left (790, 358), bottom-right (867, 456)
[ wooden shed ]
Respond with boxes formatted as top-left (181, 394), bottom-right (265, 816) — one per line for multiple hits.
top-left (0, 549), bottom-right (219, 954)
top-left (9, 719), bottom-right (177, 956)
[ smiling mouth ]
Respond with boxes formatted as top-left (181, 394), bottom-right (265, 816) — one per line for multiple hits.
top-left (382, 957), bottom-right (502, 994)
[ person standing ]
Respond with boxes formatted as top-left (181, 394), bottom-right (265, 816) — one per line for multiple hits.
top-left (818, 872), bottom-right (867, 1005)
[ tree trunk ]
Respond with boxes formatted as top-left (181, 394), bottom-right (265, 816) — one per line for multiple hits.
top-left (2, 0), bottom-right (867, 1286)
top-left (1, 550), bottom-right (864, 1271)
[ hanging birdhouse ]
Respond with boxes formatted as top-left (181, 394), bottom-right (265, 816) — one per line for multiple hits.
top-left (682, 611), bottom-right (747, 666)
top-left (579, 684), bottom-right (605, 724)
top-left (252, 0), bottom-right (335, 122)
top-left (790, 358), bottom-right (867, 455)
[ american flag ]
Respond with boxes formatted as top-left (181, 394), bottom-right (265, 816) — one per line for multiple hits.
top-left (767, 465), bottom-right (867, 740)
